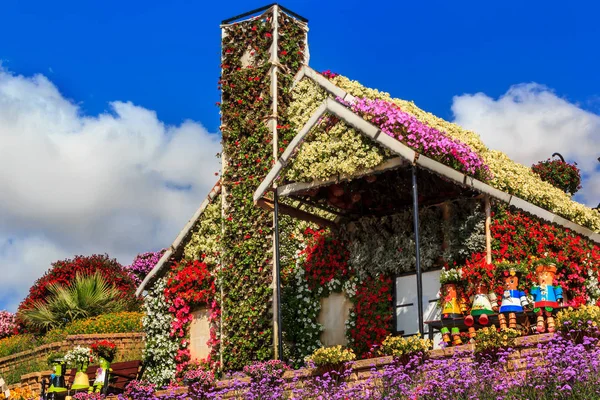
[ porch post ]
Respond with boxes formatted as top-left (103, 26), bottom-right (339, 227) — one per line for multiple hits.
top-left (273, 190), bottom-right (284, 360)
top-left (485, 194), bottom-right (492, 264)
top-left (411, 164), bottom-right (424, 337)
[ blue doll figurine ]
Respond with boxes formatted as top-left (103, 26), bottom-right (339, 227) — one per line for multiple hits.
top-left (531, 264), bottom-right (563, 333)
top-left (497, 265), bottom-right (529, 330)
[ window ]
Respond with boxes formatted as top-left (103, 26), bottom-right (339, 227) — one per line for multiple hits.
top-left (394, 269), bottom-right (441, 336)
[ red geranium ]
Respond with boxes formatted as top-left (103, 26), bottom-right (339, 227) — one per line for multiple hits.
top-left (91, 340), bottom-right (117, 362)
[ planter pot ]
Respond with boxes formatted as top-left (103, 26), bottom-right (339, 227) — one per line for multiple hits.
top-left (314, 363), bottom-right (350, 381)
top-left (71, 362), bottom-right (90, 390)
top-left (394, 352), bottom-right (428, 369)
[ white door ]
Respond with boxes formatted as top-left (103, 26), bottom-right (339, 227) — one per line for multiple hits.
top-left (395, 269), bottom-right (441, 339)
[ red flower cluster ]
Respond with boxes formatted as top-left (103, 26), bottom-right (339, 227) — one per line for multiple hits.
top-left (463, 208), bottom-right (600, 304)
top-left (300, 228), bottom-right (350, 291)
top-left (90, 339), bottom-right (117, 362)
top-left (164, 260), bottom-right (219, 373)
top-left (349, 275), bottom-right (393, 358)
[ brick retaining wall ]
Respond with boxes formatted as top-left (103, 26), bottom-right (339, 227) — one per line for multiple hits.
top-left (1, 332), bottom-right (145, 393)
top-left (154, 333), bottom-right (556, 399)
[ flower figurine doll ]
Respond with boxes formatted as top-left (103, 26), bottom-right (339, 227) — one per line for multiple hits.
top-left (90, 340), bottom-right (117, 393)
top-left (438, 268), bottom-right (468, 346)
top-left (531, 263), bottom-right (563, 333)
top-left (496, 262), bottom-right (529, 330)
top-left (464, 282), bottom-right (498, 339)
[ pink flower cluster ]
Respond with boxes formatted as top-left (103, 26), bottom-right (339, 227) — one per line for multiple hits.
top-left (125, 250), bottom-right (166, 285)
top-left (0, 310), bottom-right (16, 339)
top-left (343, 97), bottom-right (492, 180)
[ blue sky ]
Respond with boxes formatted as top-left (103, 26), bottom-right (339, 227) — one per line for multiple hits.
top-left (2, 0), bottom-right (599, 130)
top-left (0, 0), bottom-right (598, 311)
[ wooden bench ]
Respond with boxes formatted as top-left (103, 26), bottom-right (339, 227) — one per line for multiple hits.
top-left (41, 360), bottom-right (144, 398)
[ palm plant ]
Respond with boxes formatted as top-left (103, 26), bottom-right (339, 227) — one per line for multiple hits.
top-left (19, 272), bottom-right (125, 332)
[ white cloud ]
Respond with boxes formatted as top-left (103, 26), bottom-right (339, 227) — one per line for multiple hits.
top-left (0, 67), bottom-right (221, 311)
top-left (452, 83), bottom-right (600, 207)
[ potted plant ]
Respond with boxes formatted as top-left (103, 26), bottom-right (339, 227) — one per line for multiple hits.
top-left (473, 325), bottom-right (521, 362)
top-left (305, 345), bottom-right (355, 380)
top-left (63, 346), bottom-right (94, 390)
top-left (90, 340), bottom-right (117, 392)
top-left (555, 305), bottom-right (600, 345)
top-left (377, 334), bottom-right (431, 366)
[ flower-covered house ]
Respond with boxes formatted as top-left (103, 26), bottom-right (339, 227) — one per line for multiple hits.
top-left (136, 4), bottom-right (600, 384)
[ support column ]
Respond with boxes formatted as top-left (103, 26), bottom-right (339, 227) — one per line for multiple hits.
top-left (269, 4), bottom-right (282, 360)
top-left (411, 165), bottom-right (424, 337)
top-left (273, 191), bottom-right (283, 360)
top-left (485, 195), bottom-right (492, 264)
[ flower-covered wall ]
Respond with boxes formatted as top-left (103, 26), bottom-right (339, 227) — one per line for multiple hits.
top-left (218, 7), bottom-right (308, 370)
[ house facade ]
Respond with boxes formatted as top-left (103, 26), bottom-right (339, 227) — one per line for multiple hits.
top-left (136, 4), bottom-right (600, 385)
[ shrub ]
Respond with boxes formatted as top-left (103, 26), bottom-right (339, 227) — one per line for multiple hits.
top-left (378, 335), bottom-right (431, 359)
top-left (0, 311), bottom-right (16, 339)
top-left (0, 334), bottom-right (37, 358)
top-left (40, 328), bottom-right (68, 345)
top-left (18, 254), bottom-right (139, 326)
top-left (305, 345), bottom-right (356, 367)
top-left (62, 312), bottom-right (144, 335)
top-left (19, 273), bottom-right (127, 332)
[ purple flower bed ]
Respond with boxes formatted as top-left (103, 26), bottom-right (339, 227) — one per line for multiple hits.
top-left (113, 334), bottom-right (600, 399)
top-left (125, 250), bottom-right (165, 286)
top-left (341, 97), bottom-right (492, 181)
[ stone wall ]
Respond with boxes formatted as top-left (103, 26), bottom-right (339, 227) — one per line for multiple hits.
top-left (1, 332), bottom-right (145, 392)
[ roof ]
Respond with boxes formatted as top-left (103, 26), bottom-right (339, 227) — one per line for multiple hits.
top-left (136, 180), bottom-right (221, 295)
top-left (253, 66), bottom-right (600, 244)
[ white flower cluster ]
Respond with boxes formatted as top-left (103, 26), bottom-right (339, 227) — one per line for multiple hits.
top-left (287, 263), bottom-right (324, 365)
top-left (63, 346), bottom-right (93, 368)
top-left (142, 277), bottom-right (178, 385)
top-left (586, 268), bottom-right (600, 304)
top-left (344, 276), bottom-right (360, 344)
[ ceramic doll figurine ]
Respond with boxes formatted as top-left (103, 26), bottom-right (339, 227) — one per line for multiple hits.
top-left (440, 282), bottom-right (468, 346)
top-left (497, 265), bottom-right (529, 330)
top-left (464, 282), bottom-right (498, 339)
top-left (531, 264), bottom-right (563, 333)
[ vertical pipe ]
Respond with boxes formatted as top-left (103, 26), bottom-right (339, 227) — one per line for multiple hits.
top-left (274, 191), bottom-right (283, 360)
top-left (485, 195), bottom-right (492, 264)
top-left (412, 165), bottom-right (424, 337)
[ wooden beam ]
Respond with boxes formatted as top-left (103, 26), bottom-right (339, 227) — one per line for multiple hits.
top-left (485, 195), bottom-right (492, 264)
top-left (257, 198), bottom-right (338, 229)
